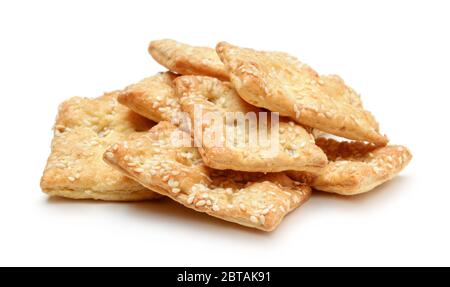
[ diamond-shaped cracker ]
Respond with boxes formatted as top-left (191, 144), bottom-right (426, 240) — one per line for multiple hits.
top-left (174, 75), bottom-right (328, 173)
top-left (104, 122), bottom-right (311, 231)
top-left (216, 42), bottom-right (388, 146)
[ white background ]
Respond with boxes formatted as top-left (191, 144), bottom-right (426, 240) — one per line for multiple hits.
top-left (0, 0), bottom-right (448, 267)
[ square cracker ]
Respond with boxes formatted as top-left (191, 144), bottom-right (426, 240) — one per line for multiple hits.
top-left (216, 42), bottom-right (388, 146)
top-left (149, 39), bottom-right (229, 80)
top-left (40, 92), bottom-right (160, 201)
top-left (288, 138), bottom-right (412, 195)
top-left (118, 72), bottom-right (182, 123)
top-left (174, 75), bottom-right (327, 173)
top-left (103, 121), bottom-right (311, 231)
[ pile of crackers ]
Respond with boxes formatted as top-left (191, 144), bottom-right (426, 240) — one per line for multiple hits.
top-left (40, 39), bottom-right (412, 231)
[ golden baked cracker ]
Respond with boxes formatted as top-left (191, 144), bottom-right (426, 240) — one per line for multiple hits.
top-left (149, 39), bottom-right (228, 80)
top-left (118, 72), bottom-right (182, 123)
top-left (103, 122), bottom-right (311, 231)
top-left (174, 75), bottom-right (327, 173)
top-left (216, 42), bottom-right (388, 146)
top-left (40, 92), bottom-right (160, 201)
top-left (288, 138), bottom-right (412, 195)
top-left (305, 75), bottom-right (379, 136)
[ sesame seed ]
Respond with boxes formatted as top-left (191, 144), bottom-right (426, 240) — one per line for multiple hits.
top-left (250, 215), bottom-right (258, 224)
top-left (212, 204), bottom-right (220, 211)
top-left (68, 176), bottom-right (76, 182)
top-left (240, 203), bottom-right (246, 211)
top-left (168, 179), bottom-right (176, 187)
top-left (196, 200), bottom-right (206, 207)
top-left (162, 175), bottom-right (170, 181)
top-left (105, 152), bottom-right (114, 159)
top-left (259, 215), bottom-right (266, 225)
top-left (55, 163), bottom-right (66, 168)
top-left (134, 167), bottom-right (144, 173)
top-left (187, 196), bottom-right (195, 204)
top-left (284, 200), bottom-right (291, 209)
top-left (171, 188), bottom-right (181, 194)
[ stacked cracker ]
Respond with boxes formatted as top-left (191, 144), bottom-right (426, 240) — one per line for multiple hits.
top-left (41, 39), bottom-right (412, 231)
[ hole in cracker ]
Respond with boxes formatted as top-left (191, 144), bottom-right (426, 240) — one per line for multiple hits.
top-left (124, 111), bottom-right (155, 132)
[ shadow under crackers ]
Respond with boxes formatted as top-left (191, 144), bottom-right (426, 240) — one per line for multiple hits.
top-left (284, 175), bottom-right (415, 226)
top-left (129, 197), bottom-right (272, 236)
top-left (311, 175), bottom-right (412, 205)
top-left (46, 195), bottom-right (270, 236)
top-left (44, 176), bottom-right (411, 233)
